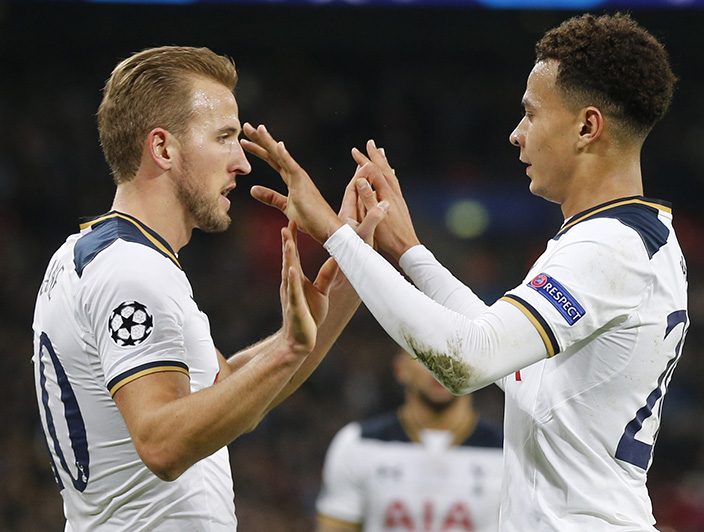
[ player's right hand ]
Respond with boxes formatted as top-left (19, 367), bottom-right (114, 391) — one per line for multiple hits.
top-left (339, 164), bottom-right (390, 248)
top-left (351, 141), bottom-right (421, 261)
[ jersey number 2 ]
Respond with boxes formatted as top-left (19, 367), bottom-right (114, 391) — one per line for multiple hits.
top-left (37, 332), bottom-right (90, 492)
top-left (615, 310), bottom-right (688, 470)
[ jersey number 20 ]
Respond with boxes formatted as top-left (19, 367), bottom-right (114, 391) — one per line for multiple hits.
top-left (615, 310), bottom-right (688, 470)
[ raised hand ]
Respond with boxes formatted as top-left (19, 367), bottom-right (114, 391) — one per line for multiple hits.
top-left (280, 220), bottom-right (330, 353)
top-left (351, 140), bottom-right (421, 261)
top-left (338, 163), bottom-right (389, 247)
top-left (241, 123), bottom-right (343, 244)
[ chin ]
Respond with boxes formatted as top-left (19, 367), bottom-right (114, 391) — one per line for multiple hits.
top-left (528, 182), bottom-right (555, 203)
top-left (198, 214), bottom-right (231, 233)
top-left (419, 391), bottom-right (457, 412)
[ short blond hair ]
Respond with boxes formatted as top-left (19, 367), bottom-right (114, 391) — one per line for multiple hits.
top-left (97, 46), bottom-right (238, 184)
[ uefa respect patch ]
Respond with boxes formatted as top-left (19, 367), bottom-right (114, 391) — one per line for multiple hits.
top-left (527, 273), bottom-right (585, 326)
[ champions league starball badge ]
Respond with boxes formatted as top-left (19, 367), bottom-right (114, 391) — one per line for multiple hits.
top-left (108, 301), bottom-right (154, 347)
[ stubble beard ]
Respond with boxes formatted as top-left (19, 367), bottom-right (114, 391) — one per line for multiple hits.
top-left (176, 162), bottom-right (232, 233)
top-left (417, 388), bottom-right (458, 414)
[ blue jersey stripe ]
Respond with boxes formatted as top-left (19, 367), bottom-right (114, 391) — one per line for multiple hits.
top-left (555, 197), bottom-right (670, 259)
top-left (107, 361), bottom-right (189, 396)
top-left (74, 212), bottom-right (181, 277)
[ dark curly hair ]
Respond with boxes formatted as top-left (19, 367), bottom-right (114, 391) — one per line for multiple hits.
top-left (535, 13), bottom-right (677, 139)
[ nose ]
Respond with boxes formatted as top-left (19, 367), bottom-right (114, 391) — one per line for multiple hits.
top-left (231, 142), bottom-right (252, 176)
top-left (509, 118), bottom-right (525, 147)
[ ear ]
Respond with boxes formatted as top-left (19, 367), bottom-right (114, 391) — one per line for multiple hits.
top-left (146, 127), bottom-right (179, 171)
top-left (576, 106), bottom-right (604, 149)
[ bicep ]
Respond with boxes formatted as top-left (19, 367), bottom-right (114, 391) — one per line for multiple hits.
top-left (506, 226), bottom-right (650, 355)
top-left (113, 370), bottom-right (191, 440)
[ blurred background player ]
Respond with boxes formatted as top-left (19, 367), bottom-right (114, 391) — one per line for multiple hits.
top-left (316, 349), bottom-right (502, 532)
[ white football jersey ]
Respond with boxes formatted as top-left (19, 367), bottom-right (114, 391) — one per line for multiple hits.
top-left (499, 197), bottom-right (689, 531)
top-left (33, 212), bottom-right (237, 532)
top-left (317, 412), bottom-right (503, 532)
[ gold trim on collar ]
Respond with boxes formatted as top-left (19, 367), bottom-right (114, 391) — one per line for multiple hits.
top-left (560, 198), bottom-right (671, 235)
top-left (80, 212), bottom-right (181, 269)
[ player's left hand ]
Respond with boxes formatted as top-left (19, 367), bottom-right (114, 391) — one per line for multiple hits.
top-left (242, 123), bottom-right (343, 244)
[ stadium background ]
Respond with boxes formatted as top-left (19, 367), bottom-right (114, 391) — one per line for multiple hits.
top-left (1, 1), bottom-right (702, 530)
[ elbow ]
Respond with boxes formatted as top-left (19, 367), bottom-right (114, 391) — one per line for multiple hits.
top-left (136, 443), bottom-right (189, 482)
top-left (442, 370), bottom-right (485, 396)
top-left (152, 468), bottom-right (182, 483)
top-left (240, 418), bottom-right (261, 436)
top-left (241, 409), bottom-right (269, 435)
top-left (143, 455), bottom-right (185, 482)
top-left (409, 347), bottom-right (478, 396)
top-left (444, 379), bottom-right (474, 396)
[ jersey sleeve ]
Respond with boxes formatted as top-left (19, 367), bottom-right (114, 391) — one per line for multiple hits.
top-left (324, 225), bottom-right (547, 394)
top-left (78, 240), bottom-right (190, 395)
top-left (316, 423), bottom-right (367, 525)
top-left (503, 219), bottom-right (651, 356)
top-left (399, 245), bottom-right (489, 318)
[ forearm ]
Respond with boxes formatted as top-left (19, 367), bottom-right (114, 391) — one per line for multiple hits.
top-left (399, 245), bottom-right (489, 318)
top-left (119, 332), bottom-right (308, 480)
top-left (324, 225), bottom-right (546, 394)
top-left (266, 273), bottom-right (360, 412)
top-left (219, 270), bottom-right (359, 421)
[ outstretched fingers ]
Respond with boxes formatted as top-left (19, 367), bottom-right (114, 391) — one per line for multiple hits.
top-left (242, 123), bottom-right (307, 185)
top-left (365, 139), bottom-right (402, 194)
top-left (241, 124), bottom-right (282, 174)
top-left (339, 169), bottom-right (363, 227)
top-left (355, 168), bottom-right (380, 213)
top-left (351, 143), bottom-right (396, 200)
top-left (280, 221), bottom-right (317, 352)
top-left (356, 200), bottom-right (389, 245)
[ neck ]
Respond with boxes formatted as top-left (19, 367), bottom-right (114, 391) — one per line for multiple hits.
top-left (399, 394), bottom-right (476, 445)
top-left (560, 143), bottom-right (644, 219)
top-left (112, 175), bottom-right (192, 253)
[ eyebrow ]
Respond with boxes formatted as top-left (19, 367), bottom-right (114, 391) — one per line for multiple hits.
top-left (217, 126), bottom-right (241, 135)
top-left (521, 96), bottom-right (534, 110)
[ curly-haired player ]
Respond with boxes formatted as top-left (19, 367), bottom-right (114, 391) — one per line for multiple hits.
top-left (242, 13), bottom-right (688, 531)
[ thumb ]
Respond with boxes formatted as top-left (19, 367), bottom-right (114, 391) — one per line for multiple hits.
top-left (313, 256), bottom-right (339, 295)
top-left (356, 200), bottom-right (389, 246)
top-left (251, 185), bottom-right (288, 213)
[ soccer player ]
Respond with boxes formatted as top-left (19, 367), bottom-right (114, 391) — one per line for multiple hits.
top-left (32, 46), bottom-right (385, 531)
top-left (241, 13), bottom-right (689, 531)
top-left (316, 350), bottom-right (502, 532)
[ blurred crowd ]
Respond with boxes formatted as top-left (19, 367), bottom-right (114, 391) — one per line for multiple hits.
top-left (0, 4), bottom-right (702, 531)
